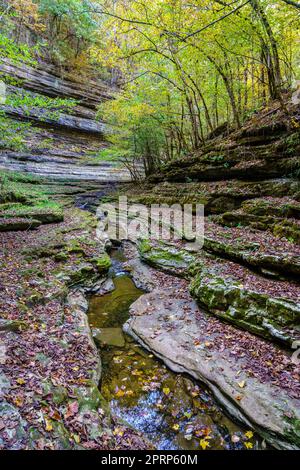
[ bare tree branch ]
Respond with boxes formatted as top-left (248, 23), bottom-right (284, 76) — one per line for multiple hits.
top-left (180, 0), bottom-right (251, 41)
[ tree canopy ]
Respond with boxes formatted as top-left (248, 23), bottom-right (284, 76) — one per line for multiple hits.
top-left (92, 0), bottom-right (299, 172)
top-left (0, 1), bottom-right (299, 173)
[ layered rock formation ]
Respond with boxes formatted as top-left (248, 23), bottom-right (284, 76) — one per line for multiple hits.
top-left (121, 103), bottom-right (300, 448)
top-left (0, 59), bottom-right (132, 182)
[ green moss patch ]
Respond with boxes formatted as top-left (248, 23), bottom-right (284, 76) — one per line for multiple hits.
top-left (0, 170), bottom-right (64, 230)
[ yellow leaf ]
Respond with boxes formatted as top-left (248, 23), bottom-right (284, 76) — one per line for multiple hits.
top-left (172, 424), bottom-right (179, 431)
top-left (131, 369), bottom-right (143, 376)
top-left (163, 387), bottom-right (170, 395)
top-left (14, 396), bottom-right (24, 407)
top-left (245, 442), bottom-right (253, 449)
top-left (72, 434), bottom-right (80, 444)
top-left (115, 389), bottom-right (126, 397)
top-left (199, 439), bottom-right (210, 450)
top-left (45, 417), bottom-right (53, 432)
top-left (113, 427), bottom-right (124, 437)
top-left (16, 378), bottom-right (25, 385)
top-left (238, 380), bottom-right (246, 388)
top-left (245, 431), bottom-right (254, 439)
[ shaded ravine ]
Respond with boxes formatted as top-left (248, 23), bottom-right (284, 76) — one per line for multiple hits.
top-left (88, 247), bottom-right (264, 450)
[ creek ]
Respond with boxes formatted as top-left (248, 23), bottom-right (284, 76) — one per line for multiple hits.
top-left (88, 247), bottom-right (263, 450)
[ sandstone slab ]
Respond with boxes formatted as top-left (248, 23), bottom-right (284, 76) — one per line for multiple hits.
top-left (125, 289), bottom-right (300, 450)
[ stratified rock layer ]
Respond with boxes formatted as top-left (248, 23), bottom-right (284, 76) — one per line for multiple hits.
top-left (0, 59), bottom-right (133, 182)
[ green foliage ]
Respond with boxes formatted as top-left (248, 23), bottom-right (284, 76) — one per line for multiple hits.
top-left (6, 90), bottom-right (77, 117)
top-left (38, 0), bottom-right (97, 40)
top-left (0, 169), bottom-right (63, 224)
top-left (94, 0), bottom-right (300, 172)
top-left (99, 85), bottom-right (168, 174)
top-left (0, 89), bottom-right (77, 151)
top-left (0, 113), bottom-right (32, 151)
top-left (36, 0), bottom-right (98, 65)
top-left (0, 32), bottom-right (36, 65)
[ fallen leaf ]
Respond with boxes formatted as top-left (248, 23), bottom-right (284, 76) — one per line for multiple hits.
top-left (72, 434), bottom-right (80, 444)
top-left (199, 439), bottom-right (210, 450)
top-left (113, 427), bottom-right (124, 437)
top-left (44, 417), bottom-right (53, 432)
top-left (245, 442), bottom-right (253, 449)
top-left (65, 401), bottom-right (79, 419)
top-left (16, 378), bottom-right (25, 385)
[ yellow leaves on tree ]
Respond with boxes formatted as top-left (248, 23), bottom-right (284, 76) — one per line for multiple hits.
top-left (11, 1), bottom-right (45, 33)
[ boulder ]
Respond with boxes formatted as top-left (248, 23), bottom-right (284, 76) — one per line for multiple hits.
top-left (93, 327), bottom-right (125, 348)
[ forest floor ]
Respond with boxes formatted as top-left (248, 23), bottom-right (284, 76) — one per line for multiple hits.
top-left (0, 121), bottom-right (300, 450)
top-left (0, 178), bottom-right (150, 449)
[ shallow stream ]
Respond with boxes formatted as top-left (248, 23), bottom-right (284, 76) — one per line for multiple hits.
top-left (88, 247), bottom-right (262, 450)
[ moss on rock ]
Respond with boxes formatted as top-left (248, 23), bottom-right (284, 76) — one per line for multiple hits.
top-left (0, 217), bottom-right (41, 232)
top-left (92, 254), bottom-right (112, 274)
top-left (138, 240), bottom-right (196, 277)
top-left (190, 269), bottom-right (300, 347)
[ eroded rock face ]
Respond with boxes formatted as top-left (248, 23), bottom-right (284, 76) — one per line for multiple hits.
top-left (203, 237), bottom-right (300, 278)
top-left (148, 120), bottom-right (300, 183)
top-left (136, 240), bottom-right (300, 347)
top-left (125, 179), bottom-right (300, 215)
top-left (0, 59), bottom-right (134, 182)
top-left (2, 103), bottom-right (107, 135)
top-left (190, 272), bottom-right (300, 346)
top-left (218, 197), bottom-right (300, 244)
top-left (0, 59), bottom-right (114, 108)
top-left (125, 289), bottom-right (300, 450)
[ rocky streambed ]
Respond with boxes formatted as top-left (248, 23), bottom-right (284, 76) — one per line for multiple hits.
top-left (87, 246), bottom-right (263, 450)
top-left (0, 174), bottom-right (299, 451)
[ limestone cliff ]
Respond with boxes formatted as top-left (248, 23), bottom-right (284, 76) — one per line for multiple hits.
top-left (0, 59), bottom-right (131, 182)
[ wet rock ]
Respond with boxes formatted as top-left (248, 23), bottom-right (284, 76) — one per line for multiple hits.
top-left (93, 327), bottom-right (125, 348)
top-left (90, 278), bottom-right (115, 295)
top-left (125, 290), bottom-right (300, 450)
top-left (63, 263), bottom-right (96, 286)
top-left (92, 254), bottom-right (112, 274)
top-left (138, 240), bottom-right (195, 278)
